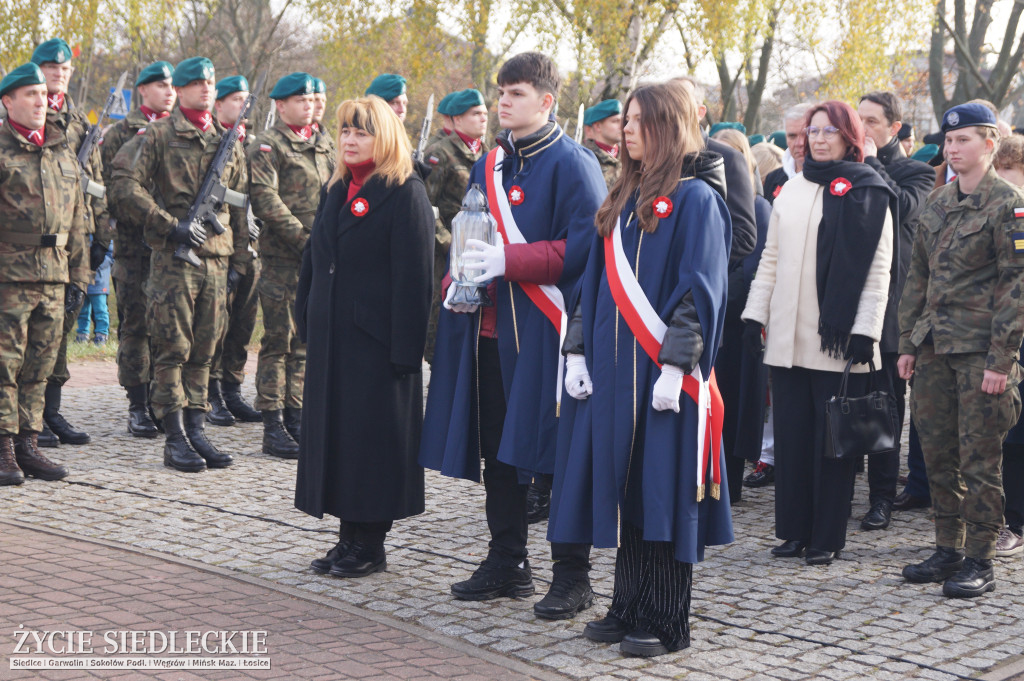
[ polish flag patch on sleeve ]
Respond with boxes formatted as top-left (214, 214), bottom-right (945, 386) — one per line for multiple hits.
top-left (136, 127), bottom-right (147, 135)
top-left (259, 143), bottom-right (272, 152)
top-left (1014, 206), bottom-right (1024, 219)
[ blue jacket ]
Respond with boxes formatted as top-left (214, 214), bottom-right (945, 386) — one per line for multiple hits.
top-left (88, 238), bottom-right (113, 295)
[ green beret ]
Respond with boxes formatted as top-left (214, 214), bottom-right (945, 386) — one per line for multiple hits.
top-left (270, 72), bottom-right (314, 100)
top-left (0, 63), bottom-right (45, 99)
top-left (311, 78), bottom-right (326, 94)
top-left (911, 143), bottom-right (939, 163)
top-left (136, 61), bottom-right (173, 87)
top-left (172, 57), bottom-right (215, 87)
top-left (748, 134), bottom-right (766, 147)
top-left (31, 38), bottom-right (73, 66)
top-left (583, 99), bottom-right (622, 126)
top-left (216, 75), bottom-right (249, 100)
top-left (364, 74), bottom-right (406, 102)
top-left (709, 121), bottom-right (746, 136)
top-left (768, 130), bottom-right (787, 150)
top-left (441, 89), bottom-right (485, 116)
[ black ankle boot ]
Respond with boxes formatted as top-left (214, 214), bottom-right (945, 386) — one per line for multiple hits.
top-left (126, 384), bottom-right (159, 438)
top-left (284, 407), bottom-right (301, 442)
top-left (527, 474), bottom-right (552, 524)
top-left (942, 557), bottom-right (995, 598)
top-left (37, 423), bottom-right (59, 448)
top-left (902, 546), bottom-right (964, 583)
top-left (222, 381), bottom-right (261, 422)
top-left (533, 577), bottom-right (593, 619)
top-left (183, 408), bottom-right (233, 468)
top-left (206, 380), bottom-right (235, 426)
top-left (162, 410), bottom-right (206, 472)
top-left (328, 539), bottom-right (386, 578)
top-left (43, 383), bottom-right (90, 445)
top-left (262, 410), bottom-right (299, 459)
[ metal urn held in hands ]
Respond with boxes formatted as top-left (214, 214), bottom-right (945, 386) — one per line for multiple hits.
top-left (449, 183), bottom-right (498, 307)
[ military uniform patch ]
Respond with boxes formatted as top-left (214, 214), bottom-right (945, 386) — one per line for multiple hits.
top-left (1014, 207), bottom-right (1024, 219)
top-left (428, 155), bottom-right (439, 165)
top-left (259, 144), bottom-right (272, 152)
top-left (1014, 232), bottom-right (1024, 253)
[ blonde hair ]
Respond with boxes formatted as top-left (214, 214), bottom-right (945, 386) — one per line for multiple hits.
top-left (328, 96), bottom-right (412, 189)
top-left (712, 128), bottom-right (757, 183)
top-left (751, 141), bottom-right (784, 179)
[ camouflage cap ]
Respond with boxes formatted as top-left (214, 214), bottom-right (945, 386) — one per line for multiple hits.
top-left (172, 57), bottom-right (215, 87)
top-left (216, 75), bottom-right (249, 100)
top-left (583, 99), bottom-right (622, 126)
top-left (710, 120), bottom-right (747, 136)
top-left (269, 72), bottom-right (314, 100)
top-left (364, 73), bottom-right (406, 102)
top-left (31, 38), bottom-right (73, 66)
top-left (440, 89), bottom-right (485, 116)
top-left (311, 77), bottom-right (326, 95)
top-left (0, 63), bottom-right (46, 99)
top-left (136, 61), bottom-right (173, 87)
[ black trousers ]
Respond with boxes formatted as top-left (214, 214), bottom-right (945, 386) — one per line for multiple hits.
top-left (608, 522), bottom-right (692, 651)
top-left (865, 353), bottom-right (904, 505)
top-left (1004, 443), bottom-right (1024, 535)
top-left (771, 366), bottom-right (867, 553)
top-left (477, 338), bottom-right (529, 565)
top-left (339, 519), bottom-right (392, 546)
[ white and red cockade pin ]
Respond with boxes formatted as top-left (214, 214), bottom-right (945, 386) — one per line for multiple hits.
top-left (653, 196), bottom-right (673, 218)
top-left (351, 198), bottom-right (369, 216)
top-left (509, 185), bottom-right (525, 205)
top-left (830, 177), bottom-right (852, 196)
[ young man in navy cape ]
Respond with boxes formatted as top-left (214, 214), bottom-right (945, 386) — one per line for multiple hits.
top-left (419, 52), bottom-right (607, 619)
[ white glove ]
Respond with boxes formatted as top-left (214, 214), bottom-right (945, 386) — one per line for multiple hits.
top-left (652, 365), bottom-right (684, 413)
top-left (462, 238), bottom-right (506, 283)
top-left (564, 354), bottom-right (592, 400)
top-left (443, 282), bottom-right (479, 314)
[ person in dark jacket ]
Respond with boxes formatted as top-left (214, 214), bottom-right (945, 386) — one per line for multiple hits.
top-left (856, 91), bottom-right (938, 531)
top-left (295, 95), bottom-right (434, 579)
top-left (763, 103), bottom-right (812, 204)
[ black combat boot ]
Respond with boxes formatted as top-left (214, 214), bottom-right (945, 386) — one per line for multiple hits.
top-left (43, 383), bottom-right (90, 445)
top-left (36, 423), bottom-right (59, 448)
top-left (205, 380), bottom-right (235, 427)
top-left (0, 435), bottom-right (25, 486)
top-left (125, 384), bottom-right (159, 438)
top-left (534, 577), bottom-right (594, 620)
top-left (329, 534), bottom-right (387, 578)
top-left (284, 406), bottom-right (301, 442)
top-left (902, 547), bottom-right (964, 583)
top-left (942, 557), bottom-right (996, 598)
top-left (451, 558), bottom-right (534, 600)
top-left (262, 410), bottom-right (299, 459)
top-left (527, 474), bottom-right (552, 524)
top-left (162, 410), bottom-right (206, 472)
top-left (311, 522), bottom-right (355, 574)
top-left (222, 381), bottom-right (261, 422)
top-left (13, 432), bottom-right (69, 480)
top-left (183, 408), bottom-right (233, 468)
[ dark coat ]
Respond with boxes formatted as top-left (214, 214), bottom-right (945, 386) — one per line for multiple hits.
top-left (293, 172), bottom-right (434, 522)
top-left (704, 132), bottom-right (757, 263)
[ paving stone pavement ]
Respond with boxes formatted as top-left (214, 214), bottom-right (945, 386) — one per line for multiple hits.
top-left (1, 358), bottom-right (1023, 680)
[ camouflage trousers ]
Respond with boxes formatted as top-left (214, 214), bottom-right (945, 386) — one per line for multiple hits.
top-left (254, 261), bottom-right (304, 411)
top-left (0, 283), bottom-right (64, 434)
top-left (45, 288), bottom-right (81, 387)
top-left (146, 250), bottom-right (228, 419)
top-left (211, 259), bottom-right (260, 385)
top-left (113, 253), bottom-right (152, 388)
top-left (911, 345), bottom-right (1023, 559)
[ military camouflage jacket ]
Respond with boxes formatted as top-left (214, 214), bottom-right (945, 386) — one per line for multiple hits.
top-left (100, 109), bottom-right (151, 260)
top-left (898, 166), bottom-right (1024, 373)
top-left (0, 120), bottom-right (90, 290)
top-left (584, 138), bottom-right (621, 191)
top-left (312, 122), bottom-right (337, 171)
top-left (248, 120), bottom-right (332, 263)
top-left (424, 132), bottom-right (486, 229)
top-left (109, 109), bottom-right (249, 269)
top-left (48, 95), bottom-right (113, 245)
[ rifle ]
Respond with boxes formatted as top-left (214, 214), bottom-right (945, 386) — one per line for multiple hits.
top-left (574, 103), bottom-right (585, 144)
top-left (78, 71), bottom-right (129, 200)
top-left (264, 105), bottom-right (276, 130)
top-left (413, 93), bottom-right (434, 163)
top-left (174, 72), bottom-right (266, 267)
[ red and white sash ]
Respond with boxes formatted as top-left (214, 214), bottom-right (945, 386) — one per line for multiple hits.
top-left (604, 217), bottom-right (725, 501)
top-left (484, 147), bottom-right (567, 406)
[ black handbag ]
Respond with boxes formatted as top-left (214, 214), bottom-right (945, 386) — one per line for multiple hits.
top-left (824, 358), bottom-right (899, 460)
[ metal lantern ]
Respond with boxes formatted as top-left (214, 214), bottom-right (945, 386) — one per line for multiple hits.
top-left (449, 183), bottom-right (498, 307)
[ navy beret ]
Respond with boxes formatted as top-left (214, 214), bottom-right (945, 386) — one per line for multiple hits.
top-left (440, 89), bottom-right (484, 116)
top-left (364, 74), bottom-right (406, 102)
top-left (0, 63), bottom-right (46, 99)
top-left (270, 72), bottom-right (314, 100)
top-left (136, 61), bottom-right (173, 87)
top-left (31, 38), bottom-right (73, 66)
top-left (172, 57), bottom-right (215, 87)
top-left (216, 75), bottom-right (249, 100)
top-left (896, 123), bottom-right (913, 140)
top-left (584, 99), bottom-right (622, 126)
top-left (941, 103), bottom-right (997, 134)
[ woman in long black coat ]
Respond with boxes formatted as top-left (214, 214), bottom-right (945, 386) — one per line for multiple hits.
top-left (294, 95), bottom-right (434, 578)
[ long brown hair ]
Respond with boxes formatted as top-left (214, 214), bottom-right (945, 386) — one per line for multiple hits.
top-left (595, 81), bottom-right (704, 236)
top-left (327, 96), bottom-right (412, 189)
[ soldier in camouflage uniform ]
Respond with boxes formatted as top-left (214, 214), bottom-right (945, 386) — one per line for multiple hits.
top-left (422, 89), bottom-right (488, 363)
top-left (249, 72), bottom-right (332, 458)
top-left (206, 75), bottom-right (262, 426)
top-left (101, 60), bottom-right (176, 439)
top-left (898, 103), bottom-right (1024, 598)
top-left (0, 63), bottom-right (89, 485)
top-left (32, 38), bottom-right (115, 448)
top-left (110, 56), bottom-right (248, 473)
top-left (310, 77), bottom-right (336, 163)
top-left (581, 99), bottom-right (622, 191)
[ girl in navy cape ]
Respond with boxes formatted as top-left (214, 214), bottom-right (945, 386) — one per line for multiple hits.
top-left (548, 81), bottom-right (734, 656)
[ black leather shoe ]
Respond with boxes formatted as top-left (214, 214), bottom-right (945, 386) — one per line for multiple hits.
top-left (583, 614), bottom-right (628, 643)
top-left (902, 547), bottom-right (964, 583)
top-left (13, 433), bottom-right (68, 480)
top-left (183, 408), bottom-right (233, 468)
top-left (0, 436), bottom-right (24, 486)
top-left (328, 541), bottom-right (386, 578)
top-left (284, 407), bottom-right (302, 442)
top-left (162, 410), bottom-right (206, 472)
top-left (860, 500), bottom-right (892, 530)
top-left (527, 474), bottom-right (552, 524)
top-left (451, 559), bottom-right (534, 600)
top-left (805, 549), bottom-right (838, 565)
top-left (942, 557), bottom-right (995, 598)
top-left (771, 540), bottom-right (807, 558)
top-left (893, 490), bottom-right (929, 511)
top-left (533, 578), bottom-right (593, 620)
top-left (620, 631), bottom-right (671, 657)
top-left (262, 410), bottom-right (299, 459)
top-left (36, 424), bottom-right (59, 448)
top-left (205, 380), bottom-right (235, 426)
top-left (310, 540), bottom-right (351, 574)
top-left (43, 384), bottom-right (90, 444)
top-left (222, 381), bottom-right (261, 422)
top-left (743, 462), bottom-right (774, 488)
top-left (125, 384), bottom-right (159, 438)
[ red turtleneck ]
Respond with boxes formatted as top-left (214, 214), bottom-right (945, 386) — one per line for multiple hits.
top-left (140, 105), bottom-right (170, 122)
top-left (594, 140), bottom-right (618, 158)
top-left (455, 130), bottom-right (481, 154)
top-left (346, 159), bottom-right (376, 202)
top-left (179, 107), bottom-right (213, 132)
top-left (47, 92), bottom-right (65, 112)
top-left (8, 120), bottom-right (45, 146)
top-left (287, 123), bottom-right (312, 140)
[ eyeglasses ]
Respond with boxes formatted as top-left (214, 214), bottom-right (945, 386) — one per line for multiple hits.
top-left (805, 125), bottom-right (840, 139)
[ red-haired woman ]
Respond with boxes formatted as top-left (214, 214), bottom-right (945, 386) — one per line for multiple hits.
top-left (741, 100), bottom-right (897, 565)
